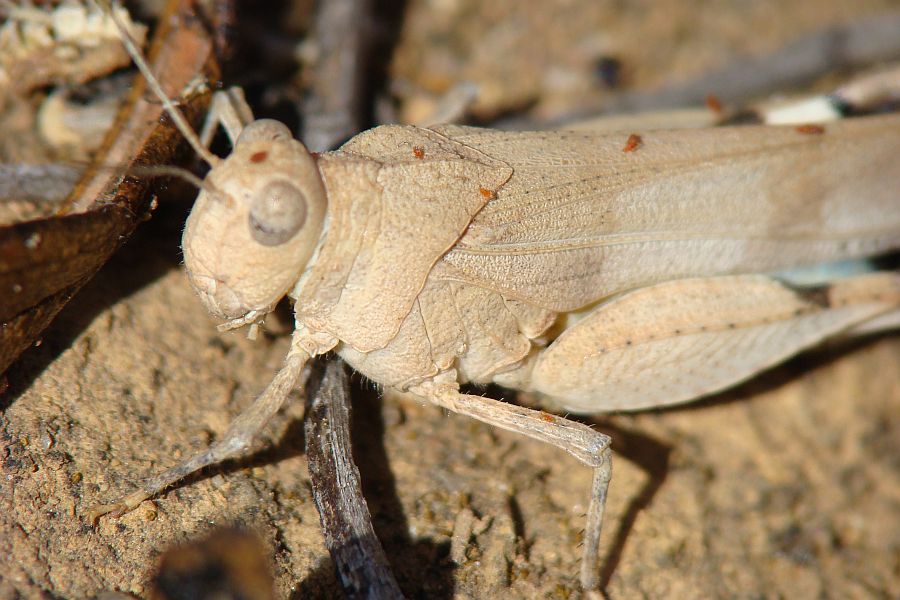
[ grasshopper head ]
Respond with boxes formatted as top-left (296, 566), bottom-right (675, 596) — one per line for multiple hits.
top-left (182, 119), bottom-right (327, 324)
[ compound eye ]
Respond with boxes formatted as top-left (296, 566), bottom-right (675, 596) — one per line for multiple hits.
top-left (248, 181), bottom-right (307, 246)
top-left (237, 119), bottom-right (292, 144)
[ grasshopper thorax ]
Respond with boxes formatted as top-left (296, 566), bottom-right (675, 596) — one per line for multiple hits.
top-left (182, 119), bottom-right (327, 324)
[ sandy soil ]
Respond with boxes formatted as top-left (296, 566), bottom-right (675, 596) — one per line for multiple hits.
top-left (2, 1), bottom-right (899, 598)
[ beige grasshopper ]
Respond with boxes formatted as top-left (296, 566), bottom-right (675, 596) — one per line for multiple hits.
top-left (90, 17), bottom-right (900, 591)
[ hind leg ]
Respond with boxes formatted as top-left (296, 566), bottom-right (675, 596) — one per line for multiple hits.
top-left (525, 272), bottom-right (900, 414)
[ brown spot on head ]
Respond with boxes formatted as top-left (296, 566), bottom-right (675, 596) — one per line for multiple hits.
top-left (250, 151), bottom-right (269, 163)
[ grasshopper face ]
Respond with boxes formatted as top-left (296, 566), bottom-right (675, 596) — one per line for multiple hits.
top-left (182, 120), bottom-right (327, 323)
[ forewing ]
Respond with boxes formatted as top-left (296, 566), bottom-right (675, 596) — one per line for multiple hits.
top-left (435, 116), bottom-right (900, 311)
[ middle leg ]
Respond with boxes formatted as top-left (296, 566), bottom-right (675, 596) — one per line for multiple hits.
top-left (408, 376), bottom-right (612, 592)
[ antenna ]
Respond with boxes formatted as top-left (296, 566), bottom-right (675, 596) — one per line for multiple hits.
top-left (126, 164), bottom-right (208, 190)
top-left (126, 164), bottom-right (231, 205)
top-left (100, 0), bottom-right (220, 167)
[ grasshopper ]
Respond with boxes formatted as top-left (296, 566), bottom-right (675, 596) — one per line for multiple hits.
top-left (89, 7), bottom-right (900, 593)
